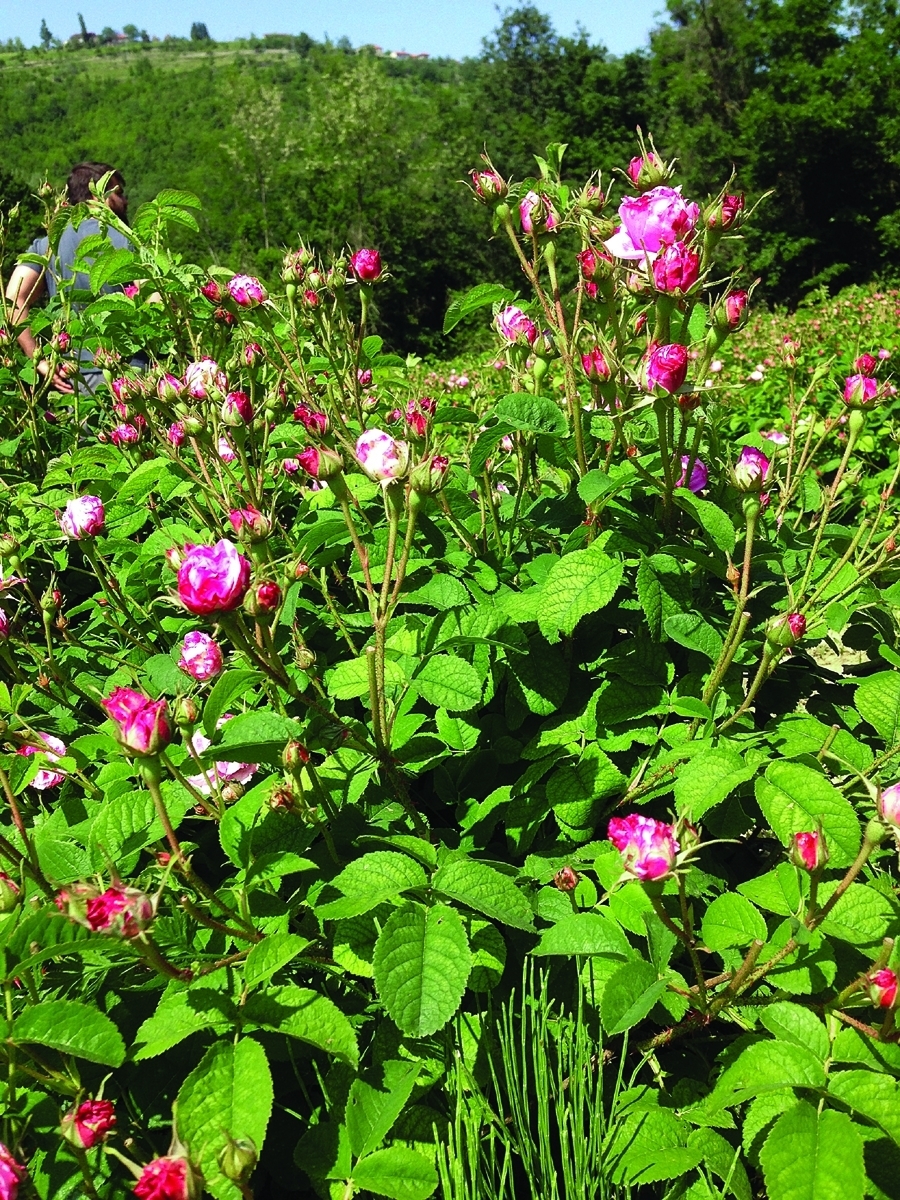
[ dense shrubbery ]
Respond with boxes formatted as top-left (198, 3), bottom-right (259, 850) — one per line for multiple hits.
top-left (0, 143), bottom-right (900, 1199)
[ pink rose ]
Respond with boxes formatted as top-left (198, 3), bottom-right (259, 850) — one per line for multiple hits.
top-left (854, 353), bottom-right (878, 377)
top-left (200, 280), bottom-right (223, 303)
top-left (879, 781), bottom-right (900, 828)
top-left (85, 885), bottom-right (153, 937)
top-left (644, 343), bottom-right (689, 394)
top-left (243, 341), bottom-right (264, 367)
top-left (675, 456), bottom-right (708, 493)
top-left (134, 1155), bottom-right (195, 1200)
top-left (178, 631), bottom-right (224, 682)
top-left (843, 374), bottom-right (878, 407)
top-left (789, 830), bottom-right (827, 872)
top-left (0, 1143), bottom-right (26, 1200)
top-left (110, 423), bottom-right (141, 446)
top-left (867, 968), bottom-right (898, 1009)
top-left (58, 495), bottom-right (105, 540)
top-left (221, 391), bottom-right (253, 426)
top-left (184, 358), bottom-right (226, 400)
top-left (470, 167), bottom-right (507, 201)
top-left (350, 249), bottom-right (382, 282)
top-left (605, 186), bottom-right (699, 261)
top-left (185, 716), bottom-right (257, 796)
top-left (62, 1099), bottom-right (116, 1150)
top-left (733, 445), bottom-right (770, 490)
top-left (293, 404), bottom-right (329, 436)
top-left (519, 190), bottom-right (559, 234)
top-left (297, 445), bottom-right (343, 480)
top-left (15, 733), bottom-right (66, 790)
top-left (157, 373), bottom-right (183, 402)
top-left (226, 274), bottom-right (267, 307)
top-left (495, 305), bottom-right (537, 346)
top-left (168, 422), bottom-right (186, 447)
top-left (652, 241), bottom-right (700, 293)
top-left (608, 813), bottom-right (679, 881)
top-left (177, 540), bottom-right (251, 615)
top-left (102, 688), bottom-right (172, 756)
top-left (355, 430), bottom-right (410, 483)
top-left (581, 346), bottom-right (610, 381)
top-left (723, 290), bottom-right (750, 329)
top-left (228, 506), bottom-right (269, 539)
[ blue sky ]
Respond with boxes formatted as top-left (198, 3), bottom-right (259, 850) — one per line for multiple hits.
top-left (0, 0), bottom-right (666, 58)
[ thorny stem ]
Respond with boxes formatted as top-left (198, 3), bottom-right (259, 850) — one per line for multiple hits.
top-left (0, 764), bottom-right (50, 895)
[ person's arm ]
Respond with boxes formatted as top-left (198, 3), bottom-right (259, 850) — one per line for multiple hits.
top-left (4, 264), bottom-right (74, 393)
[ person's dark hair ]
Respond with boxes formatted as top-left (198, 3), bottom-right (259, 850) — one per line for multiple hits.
top-left (66, 162), bottom-right (125, 204)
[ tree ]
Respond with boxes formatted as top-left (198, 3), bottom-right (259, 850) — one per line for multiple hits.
top-left (123, 23), bottom-right (139, 40)
top-left (221, 80), bottom-right (299, 249)
top-left (99, 27), bottom-right (118, 45)
top-left (190, 22), bottom-right (211, 42)
top-left (39, 19), bottom-right (53, 50)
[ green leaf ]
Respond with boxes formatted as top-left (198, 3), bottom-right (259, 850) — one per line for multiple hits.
top-left (346, 1060), bottom-right (421, 1158)
top-left (664, 612), bottom-right (724, 659)
top-left (244, 984), bottom-right (358, 1067)
top-left (759, 1101), bottom-right (864, 1200)
top-left (701, 894), bottom-right (767, 951)
top-left (637, 555), bottom-right (665, 641)
top-left (673, 489), bottom-right (736, 553)
top-left (215, 711), bottom-right (303, 764)
top-left (755, 761), bottom-right (861, 867)
top-left (600, 959), bottom-right (667, 1034)
top-left (328, 656), bottom-right (406, 701)
top-left (494, 393), bottom-right (568, 438)
top-left (203, 669), bottom-right (262, 737)
top-left (373, 902), bottom-right (471, 1037)
top-left (815, 881), bottom-right (894, 945)
top-left (244, 933), bottom-right (312, 990)
top-left (538, 546), bottom-right (623, 643)
top-left (546, 744), bottom-right (626, 829)
top-left (710, 1042), bottom-right (826, 1108)
top-left (435, 709), bottom-right (480, 751)
top-left (351, 1145), bottom-right (438, 1200)
top-left (412, 654), bottom-right (481, 712)
top-left (142, 652), bottom-right (186, 696)
top-left (855, 672), bottom-right (900, 744)
top-left (760, 1002), bottom-right (830, 1061)
top-left (828, 1070), bottom-right (900, 1144)
top-left (176, 1039), bottom-right (273, 1200)
top-left (403, 575), bottom-right (470, 609)
top-left (443, 283), bottom-right (513, 334)
top-left (532, 911), bottom-right (632, 958)
top-left (674, 747), bottom-right (756, 819)
top-left (14, 1000), bottom-right (125, 1066)
top-left (133, 989), bottom-right (236, 1060)
top-left (432, 857), bottom-right (534, 930)
top-left (467, 917), bottom-right (507, 990)
top-left (317, 851), bottom-right (428, 920)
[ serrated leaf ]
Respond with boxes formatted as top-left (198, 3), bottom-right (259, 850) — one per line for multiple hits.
top-left (351, 1145), bottom-right (438, 1200)
top-left (755, 761), bottom-right (860, 867)
top-left (673, 489), bottom-right (736, 553)
top-left (701, 894), bottom-right (767, 951)
top-left (664, 612), bottom-right (724, 659)
top-left (435, 709), bottom-right (479, 751)
top-left (403, 575), bottom-right (470, 609)
top-left (494, 393), bottom-right (568, 437)
top-left (412, 655), bottom-right (481, 711)
top-left (545, 744), bottom-right (626, 829)
top-left (828, 1070), bottom-right (900, 1143)
top-left (636, 556), bottom-right (664, 641)
top-left (317, 852), bottom-right (428, 920)
top-left (373, 902), bottom-right (470, 1037)
top-left (326, 656), bottom-right (407, 701)
top-left (215, 710), bottom-right (304, 764)
top-left (244, 933), bottom-right (311, 990)
top-left (855, 672), bottom-right (900, 744)
top-left (759, 1101), bottom-right (864, 1200)
top-left (432, 857), bottom-right (534, 930)
top-left (14, 1000), bottom-right (125, 1066)
top-left (538, 547), bottom-right (623, 643)
top-left (674, 748), bottom-right (756, 819)
top-left (176, 1039), bottom-right (273, 1200)
top-left (532, 911), bottom-right (632, 957)
top-left (203, 669), bottom-right (262, 737)
top-left (133, 989), bottom-right (237, 1060)
top-left (815, 881), bottom-right (894, 944)
top-left (600, 959), bottom-right (667, 1034)
top-left (346, 1060), bottom-right (421, 1159)
top-left (710, 1041), bottom-right (826, 1108)
top-left (443, 283), bottom-right (513, 334)
top-left (244, 984), bottom-right (358, 1067)
top-left (760, 1002), bottom-right (829, 1061)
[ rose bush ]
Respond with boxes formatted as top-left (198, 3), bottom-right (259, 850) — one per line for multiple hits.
top-left (0, 144), bottom-right (898, 1200)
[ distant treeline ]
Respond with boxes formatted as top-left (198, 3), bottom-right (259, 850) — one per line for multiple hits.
top-left (1, 1), bottom-right (898, 352)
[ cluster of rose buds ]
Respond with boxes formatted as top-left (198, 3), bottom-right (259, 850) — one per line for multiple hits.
top-left (57, 882), bottom-right (155, 939)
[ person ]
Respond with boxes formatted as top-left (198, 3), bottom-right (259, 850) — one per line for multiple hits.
top-left (4, 161), bottom-right (134, 394)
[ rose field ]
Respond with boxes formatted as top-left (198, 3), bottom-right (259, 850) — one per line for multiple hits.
top-left (2, 135), bottom-right (900, 1200)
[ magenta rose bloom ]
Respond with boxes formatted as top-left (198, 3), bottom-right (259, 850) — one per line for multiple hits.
top-left (0, 1143), bottom-right (26, 1200)
top-left (652, 241), bottom-right (700, 293)
top-left (854, 352), bottom-right (878, 377)
top-left (177, 540), bottom-right (251, 615)
top-left (85, 885), bottom-right (154, 938)
top-left (495, 305), bottom-right (537, 346)
top-left (644, 343), bottom-right (689, 394)
top-left (843, 374), bottom-right (878, 407)
top-left (608, 813), bottom-right (679, 881)
top-left (878, 780), bottom-right (900, 828)
top-left (15, 733), bottom-right (66, 790)
top-left (789, 830), bottom-right (828, 872)
top-left (605, 185), bottom-right (700, 260)
top-left (226, 274), bottom-right (267, 307)
top-left (675, 455), bottom-right (708, 493)
top-left (178, 631), bottom-right (224, 682)
top-left (59, 495), bottom-right (105, 540)
top-left (581, 346), bottom-right (610, 381)
top-left (350, 248), bottom-right (382, 282)
top-left (867, 968), bottom-right (898, 1009)
top-left (102, 687), bottom-right (172, 756)
top-left (221, 391), bottom-right (253, 426)
top-left (355, 430), bottom-right (410, 483)
top-left (62, 1098), bottom-right (117, 1151)
top-left (519, 190), bottom-right (559, 234)
top-left (733, 445), bottom-right (770, 490)
top-left (134, 1155), bottom-right (195, 1200)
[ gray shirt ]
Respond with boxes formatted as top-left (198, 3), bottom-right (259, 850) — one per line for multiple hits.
top-left (27, 217), bottom-right (132, 302)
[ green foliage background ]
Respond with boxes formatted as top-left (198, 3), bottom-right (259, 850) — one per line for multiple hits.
top-left (2, 0), bottom-right (899, 351)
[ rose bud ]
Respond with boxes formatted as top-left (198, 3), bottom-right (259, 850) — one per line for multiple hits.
top-left (157, 373), bottom-right (183, 403)
top-left (766, 612), bottom-right (807, 650)
top-left (789, 830), bottom-right (828, 872)
top-left (226, 274), bottom-right (267, 308)
top-left (878, 780), bottom-right (900, 829)
top-left (134, 1154), bottom-right (201, 1200)
top-left (350, 248), bottom-right (382, 283)
top-left (177, 540), bottom-right (252, 615)
top-left (297, 445), bottom-right (343, 480)
top-left (293, 404), bottom-right (328, 436)
top-left (866, 968), bottom-right (898, 1009)
top-left (652, 241), bottom-right (700, 294)
top-left (410, 454), bottom-right (450, 495)
top-left (200, 279), bottom-right (223, 303)
top-left (184, 358), bottom-right (226, 400)
top-left (111, 375), bottom-right (140, 403)
top-left (110, 422), bottom-right (141, 446)
top-left (301, 288), bottom-right (320, 307)
top-left (675, 455), bottom-right (708, 493)
top-left (355, 430), bottom-right (410, 483)
top-left (470, 166), bottom-right (508, 202)
top-left (0, 1143), bottom-right (26, 1200)
top-left (495, 305), bottom-right (538, 346)
top-left (61, 1099), bottom-right (116, 1150)
top-left (855, 352), bottom-right (878, 377)
top-left (0, 609), bottom-right (8, 640)
top-left (283, 740), bottom-right (311, 771)
top-left (644, 343), bottom-right (689, 394)
top-left (581, 346), bottom-right (610, 381)
top-left (218, 1136), bottom-right (258, 1185)
top-left (102, 688), bottom-right (172, 756)
top-left (85, 884), bottom-right (155, 937)
top-left (715, 289), bottom-right (750, 331)
top-left (243, 342), bottom-right (264, 368)
top-left (229, 506), bottom-right (270, 540)
top-left (519, 190), bottom-right (559, 235)
top-left (732, 445), bottom-right (770, 491)
top-left (168, 422), bottom-right (186, 447)
top-left (58, 495), bottom-right (105, 540)
top-left (254, 580), bottom-right (282, 611)
top-left (15, 733), bottom-right (66, 789)
top-left (554, 866), bottom-right (579, 892)
top-left (281, 457), bottom-right (300, 475)
top-left (52, 330), bottom-right (71, 353)
top-left (0, 872), bottom-right (21, 914)
top-left (843, 374), bottom-right (879, 408)
top-left (221, 391), bottom-right (253, 426)
top-left (707, 192), bottom-right (745, 229)
top-left (627, 151), bottom-right (670, 190)
top-left (357, 367), bottom-right (373, 388)
top-left (178, 631), bottom-right (224, 682)
top-left (608, 813), bottom-right (679, 881)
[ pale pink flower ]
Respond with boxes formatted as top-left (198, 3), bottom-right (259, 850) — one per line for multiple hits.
top-left (226, 274), bottom-right (267, 307)
top-left (58, 496), bottom-right (105, 540)
top-left (355, 430), bottom-right (410, 483)
top-left (186, 715), bottom-right (257, 796)
top-left (605, 186), bottom-right (699, 261)
top-left (15, 733), bottom-right (66, 789)
top-left (178, 631), bottom-right (224, 682)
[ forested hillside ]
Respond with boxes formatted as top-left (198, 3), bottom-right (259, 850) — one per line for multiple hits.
top-left (1, 0), bottom-right (899, 350)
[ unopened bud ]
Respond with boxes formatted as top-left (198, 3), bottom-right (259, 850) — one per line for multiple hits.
top-left (554, 866), bottom-right (579, 892)
top-left (173, 696), bottom-right (200, 730)
top-left (283, 741), bottom-right (311, 771)
top-left (218, 1136), bottom-right (258, 1185)
top-left (268, 784), bottom-right (295, 812)
top-left (220, 782), bottom-right (244, 804)
top-left (0, 871), bottom-right (21, 913)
